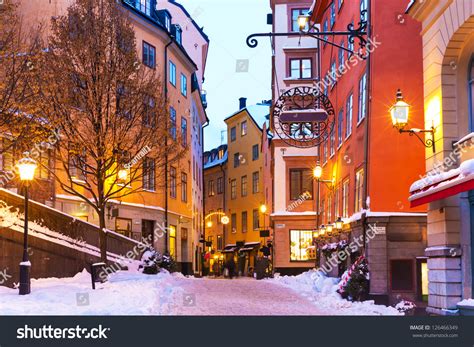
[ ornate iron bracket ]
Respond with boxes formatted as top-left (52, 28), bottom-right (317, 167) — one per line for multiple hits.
top-left (399, 127), bottom-right (436, 153)
top-left (246, 10), bottom-right (368, 58)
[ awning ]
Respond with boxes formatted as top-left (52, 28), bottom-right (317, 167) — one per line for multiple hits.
top-left (222, 244), bottom-right (237, 253)
top-left (238, 242), bottom-right (261, 253)
top-left (409, 169), bottom-right (474, 207)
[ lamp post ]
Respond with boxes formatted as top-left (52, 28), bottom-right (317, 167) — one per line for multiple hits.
top-left (16, 153), bottom-right (37, 295)
top-left (390, 89), bottom-right (436, 152)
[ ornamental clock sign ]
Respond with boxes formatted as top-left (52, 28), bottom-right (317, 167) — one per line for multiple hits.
top-left (272, 86), bottom-right (335, 148)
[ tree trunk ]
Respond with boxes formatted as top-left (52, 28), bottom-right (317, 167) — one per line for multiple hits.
top-left (98, 207), bottom-right (108, 263)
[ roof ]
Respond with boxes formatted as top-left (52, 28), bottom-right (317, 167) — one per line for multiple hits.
top-left (121, 0), bottom-right (198, 70)
top-left (204, 144), bottom-right (228, 170)
top-left (168, 0), bottom-right (210, 42)
top-left (224, 102), bottom-right (271, 132)
top-left (405, 0), bottom-right (416, 14)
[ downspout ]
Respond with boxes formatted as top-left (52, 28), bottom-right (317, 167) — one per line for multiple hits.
top-left (362, 1), bottom-right (372, 253)
top-left (220, 163), bottom-right (226, 247)
top-left (164, 39), bottom-right (172, 254)
top-left (202, 120), bottom-right (209, 275)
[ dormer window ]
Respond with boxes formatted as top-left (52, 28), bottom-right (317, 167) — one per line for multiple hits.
top-left (164, 13), bottom-right (171, 32)
top-left (137, 0), bottom-right (153, 16)
top-left (174, 25), bottom-right (183, 45)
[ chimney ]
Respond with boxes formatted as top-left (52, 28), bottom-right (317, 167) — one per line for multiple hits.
top-left (239, 97), bottom-right (247, 110)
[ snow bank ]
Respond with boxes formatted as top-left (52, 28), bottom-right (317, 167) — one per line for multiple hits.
top-left (458, 299), bottom-right (474, 307)
top-left (269, 270), bottom-right (402, 316)
top-left (0, 269), bottom-right (183, 315)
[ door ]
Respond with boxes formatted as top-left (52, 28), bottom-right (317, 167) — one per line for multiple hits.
top-left (141, 220), bottom-right (155, 246)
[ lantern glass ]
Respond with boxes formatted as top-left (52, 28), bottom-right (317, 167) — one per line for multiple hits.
top-left (326, 224), bottom-right (333, 233)
top-left (17, 156), bottom-right (37, 181)
top-left (335, 217), bottom-right (343, 230)
top-left (313, 165), bottom-right (323, 179)
top-left (118, 169), bottom-right (128, 181)
top-left (297, 14), bottom-right (310, 31)
top-left (260, 204), bottom-right (267, 214)
top-left (206, 220), bottom-right (213, 228)
top-left (221, 216), bottom-right (230, 225)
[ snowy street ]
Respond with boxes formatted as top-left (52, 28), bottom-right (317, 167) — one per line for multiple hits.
top-left (0, 270), bottom-right (401, 316)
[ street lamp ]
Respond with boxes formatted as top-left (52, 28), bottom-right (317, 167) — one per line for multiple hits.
top-left (220, 216), bottom-right (230, 225)
top-left (335, 217), bottom-right (344, 231)
top-left (118, 168), bottom-right (128, 182)
top-left (313, 165), bottom-right (323, 180)
top-left (16, 153), bottom-right (37, 295)
top-left (297, 14), bottom-right (310, 32)
top-left (206, 220), bottom-right (213, 228)
top-left (390, 89), bottom-right (435, 152)
top-left (259, 204), bottom-right (267, 214)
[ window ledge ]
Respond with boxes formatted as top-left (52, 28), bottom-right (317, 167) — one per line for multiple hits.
top-left (356, 117), bottom-right (365, 127)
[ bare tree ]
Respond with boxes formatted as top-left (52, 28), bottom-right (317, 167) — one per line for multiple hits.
top-left (35, 0), bottom-right (186, 262)
top-left (0, 1), bottom-right (43, 157)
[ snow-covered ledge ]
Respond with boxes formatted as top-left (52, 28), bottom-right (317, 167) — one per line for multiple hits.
top-left (454, 132), bottom-right (474, 163)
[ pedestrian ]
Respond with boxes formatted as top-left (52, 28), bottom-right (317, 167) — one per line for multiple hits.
top-left (226, 257), bottom-right (235, 279)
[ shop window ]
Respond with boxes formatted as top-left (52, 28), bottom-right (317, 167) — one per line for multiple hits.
top-left (290, 230), bottom-right (315, 261)
top-left (391, 259), bottom-right (414, 291)
top-left (169, 225), bottom-right (176, 257)
top-left (116, 218), bottom-right (132, 238)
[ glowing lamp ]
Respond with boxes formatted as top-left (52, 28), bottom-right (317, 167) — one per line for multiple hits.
top-left (390, 89), bottom-right (410, 130)
top-left (260, 204), bottom-right (267, 214)
top-left (17, 154), bottom-right (37, 181)
top-left (206, 220), bottom-right (213, 228)
top-left (221, 216), bottom-right (230, 225)
top-left (297, 14), bottom-right (310, 31)
top-left (335, 217), bottom-right (344, 230)
top-left (313, 165), bottom-right (323, 179)
top-left (118, 168), bottom-right (128, 181)
top-left (326, 224), bottom-right (333, 233)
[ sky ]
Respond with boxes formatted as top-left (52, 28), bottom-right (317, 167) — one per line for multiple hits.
top-left (179, 0), bottom-right (272, 150)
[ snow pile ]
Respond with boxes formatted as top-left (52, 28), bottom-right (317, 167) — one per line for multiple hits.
top-left (457, 298), bottom-right (474, 307)
top-left (269, 270), bottom-right (402, 316)
top-left (0, 269), bottom-right (184, 315)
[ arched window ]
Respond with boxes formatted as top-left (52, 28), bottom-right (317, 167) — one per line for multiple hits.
top-left (468, 56), bottom-right (474, 131)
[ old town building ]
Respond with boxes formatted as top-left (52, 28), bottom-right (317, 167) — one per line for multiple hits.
top-left (407, 0), bottom-right (474, 315)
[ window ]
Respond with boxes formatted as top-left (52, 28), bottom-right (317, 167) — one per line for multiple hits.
top-left (231, 213), bottom-right (237, 233)
top-left (321, 198), bottom-right (325, 224)
top-left (345, 94), bottom-right (353, 138)
top-left (358, 73), bottom-right (367, 123)
top-left (163, 12), bottom-right (171, 32)
top-left (217, 235), bottom-right (223, 250)
top-left (330, 60), bottom-right (337, 86)
top-left (338, 0), bottom-right (344, 11)
top-left (330, 2), bottom-right (336, 28)
top-left (323, 19), bottom-right (328, 45)
top-left (180, 73), bottom-right (187, 96)
top-left (138, 0), bottom-right (152, 16)
top-left (241, 121), bottom-right (247, 136)
top-left (290, 58), bottom-right (312, 79)
top-left (322, 141), bottom-right (328, 163)
top-left (334, 187), bottom-right (340, 218)
top-left (339, 41), bottom-right (345, 68)
top-left (175, 26), bottom-right (182, 45)
top-left (290, 169), bottom-right (313, 200)
top-left (169, 225), bottom-right (176, 257)
top-left (337, 109), bottom-right (344, 147)
top-left (217, 208), bottom-right (223, 225)
top-left (208, 180), bottom-right (215, 197)
top-left (181, 117), bottom-right (187, 147)
top-left (181, 172), bottom-right (187, 202)
top-left (327, 195), bottom-right (332, 223)
top-left (143, 96), bottom-right (156, 127)
top-left (391, 260), bottom-right (414, 291)
top-left (230, 127), bottom-right (236, 142)
top-left (36, 150), bottom-right (50, 180)
top-left (231, 179), bottom-right (237, 199)
top-left (69, 153), bottom-right (86, 181)
top-left (241, 211), bottom-right (248, 233)
top-left (169, 61), bottom-right (176, 86)
top-left (252, 144), bottom-right (259, 161)
top-left (170, 107), bottom-right (177, 140)
top-left (290, 230), bottom-right (316, 261)
top-left (291, 8), bottom-right (309, 32)
top-left (217, 177), bottom-right (224, 194)
top-left (142, 157), bottom-right (155, 191)
top-left (360, 0), bottom-right (368, 22)
top-left (252, 171), bottom-right (260, 194)
top-left (355, 168), bottom-right (364, 212)
top-left (342, 179), bottom-right (349, 218)
top-left (234, 152), bottom-right (240, 168)
top-left (116, 218), bottom-right (132, 238)
top-left (142, 41), bottom-right (156, 68)
top-left (241, 175), bottom-right (247, 197)
top-left (170, 166), bottom-right (177, 198)
top-left (330, 132), bottom-right (335, 157)
top-left (253, 209), bottom-right (259, 230)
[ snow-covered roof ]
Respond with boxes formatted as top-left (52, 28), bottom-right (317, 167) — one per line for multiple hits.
top-left (246, 104), bottom-right (271, 131)
top-left (204, 144), bottom-right (228, 170)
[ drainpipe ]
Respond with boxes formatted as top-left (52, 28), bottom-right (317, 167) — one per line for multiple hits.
top-left (361, 0), bottom-right (372, 256)
top-left (164, 39), bottom-right (172, 254)
top-left (220, 163), bottom-right (226, 247)
top-left (202, 121), bottom-right (209, 275)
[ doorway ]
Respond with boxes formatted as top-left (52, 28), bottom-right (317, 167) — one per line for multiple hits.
top-left (142, 220), bottom-right (155, 246)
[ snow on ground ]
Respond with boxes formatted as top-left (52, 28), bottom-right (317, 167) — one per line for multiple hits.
top-left (268, 269), bottom-right (402, 316)
top-left (0, 270), bottom-right (185, 315)
top-left (458, 298), bottom-right (474, 307)
top-left (0, 268), bottom-right (401, 316)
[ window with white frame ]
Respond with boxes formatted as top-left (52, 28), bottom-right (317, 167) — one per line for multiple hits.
top-left (355, 168), bottom-right (364, 212)
top-left (342, 179), bottom-right (349, 218)
top-left (337, 109), bottom-right (344, 146)
top-left (290, 58), bottom-right (312, 79)
top-left (358, 73), bottom-right (367, 123)
top-left (345, 94), bottom-right (353, 138)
